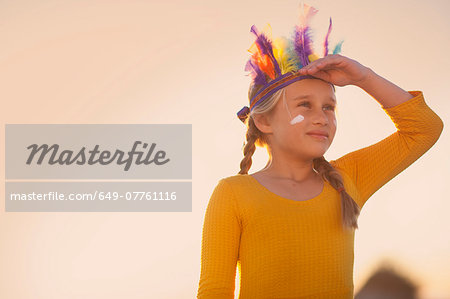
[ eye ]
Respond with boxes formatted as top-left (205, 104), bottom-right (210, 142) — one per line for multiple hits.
top-left (324, 105), bottom-right (336, 111)
top-left (298, 101), bottom-right (335, 111)
top-left (298, 101), bottom-right (310, 107)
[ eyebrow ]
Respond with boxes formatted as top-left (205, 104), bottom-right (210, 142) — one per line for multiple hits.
top-left (291, 94), bottom-right (336, 103)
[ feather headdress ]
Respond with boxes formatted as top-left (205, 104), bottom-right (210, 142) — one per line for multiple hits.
top-left (237, 3), bottom-right (344, 123)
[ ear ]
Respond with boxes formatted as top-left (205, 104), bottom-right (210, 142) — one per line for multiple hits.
top-left (252, 113), bottom-right (274, 134)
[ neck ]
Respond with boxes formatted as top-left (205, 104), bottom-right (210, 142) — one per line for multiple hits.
top-left (260, 156), bottom-right (319, 183)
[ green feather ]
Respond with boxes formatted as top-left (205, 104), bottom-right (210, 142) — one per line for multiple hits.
top-left (332, 40), bottom-right (344, 54)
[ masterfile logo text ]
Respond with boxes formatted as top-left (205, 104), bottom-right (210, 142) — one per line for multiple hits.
top-left (5, 124), bottom-right (192, 212)
top-left (26, 141), bottom-right (170, 171)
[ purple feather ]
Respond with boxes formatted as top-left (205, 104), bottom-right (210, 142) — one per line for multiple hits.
top-left (293, 25), bottom-right (314, 67)
top-left (293, 3), bottom-right (319, 67)
top-left (323, 17), bottom-right (332, 57)
top-left (245, 60), bottom-right (268, 86)
top-left (250, 25), bottom-right (282, 76)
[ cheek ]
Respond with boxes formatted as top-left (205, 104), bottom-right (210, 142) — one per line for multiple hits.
top-left (330, 116), bottom-right (337, 139)
top-left (290, 114), bottom-right (305, 125)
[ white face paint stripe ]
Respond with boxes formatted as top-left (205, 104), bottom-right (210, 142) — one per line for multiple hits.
top-left (283, 89), bottom-right (301, 125)
top-left (290, 114), bottom-right (305, 125)
top-left (281, 89), bottom-right (309, 126)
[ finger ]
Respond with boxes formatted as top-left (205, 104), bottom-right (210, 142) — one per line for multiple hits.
top-left (299, 61), bottom-right (321, 73)
top-left (300, 64), bottom-right (322, 74)
top-left (304, 58), bottom-right (335, 71)
top-left (311, 54), bottom-right (337, 65)
top-left (298, 56), bottom-right (337, 74)
top-left (307, 58), bottom-right (326, 69)
top-left (313, 57), bottom-right (342, 68)
top-left (304, 63), bottom-right (328, 73)
top-left (313, 54), bottom-right (344, 67)
top-left (309, 61), bottom-right (342, 74)
top-left (303, 71), bottom-right (326, 82)
top-left (301, 66), bottom-right (324, 76)
top-left (309, 70), bottom-right (332, 82)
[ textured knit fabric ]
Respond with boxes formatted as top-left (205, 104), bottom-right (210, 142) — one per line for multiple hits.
top-left (197, 91), bottom-right (443, 299)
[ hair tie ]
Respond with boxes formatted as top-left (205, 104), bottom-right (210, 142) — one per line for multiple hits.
top-left (237, 106), bottom-right (250, 123)
top-left (337, 186), bottom-right (345, 193)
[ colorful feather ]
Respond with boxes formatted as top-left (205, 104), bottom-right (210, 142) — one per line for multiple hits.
top-left (298, 2), bottom-right (319, 27)
top-left (247, 24), bottom-right (281, 80)
top-left (293, 3), bottom-right (318, 67)
top-left (244, 60), bottom-right (268, 86)
top-left (272, 36), bottom-right (298, 74)
top-left (240, 3), bottom-right (346, 124)
top-left (332, 40), bottom-right (344, 54)
top-left (323, 17), bottom-right (332, 56)
top-left (244, 3), bottom-right (344, 87)
top-left (284, 37), bottom-right (302, 70)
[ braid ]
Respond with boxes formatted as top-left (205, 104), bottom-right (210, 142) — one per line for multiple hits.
top-left (238, 117), bottom-right (260, 175)
top-left (239, 82), bottom-right (273, 175)
top-left (313, 156), bottom-right (360, 231)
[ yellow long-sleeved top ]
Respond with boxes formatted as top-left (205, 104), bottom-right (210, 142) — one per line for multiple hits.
top-left (197, 91), bottom-right (443, 299)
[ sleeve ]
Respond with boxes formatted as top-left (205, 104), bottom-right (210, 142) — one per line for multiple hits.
top-left (330, 90), bottom-right (444, 209)
top-left (197, 179), bottom-right (242, 299)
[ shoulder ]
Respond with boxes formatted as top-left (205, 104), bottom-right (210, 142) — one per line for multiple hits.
top-left (207, 175), bottom-right (252, 214)
top-left (220, 174), bottom-right (250, 184)
top-left (329, 159), bottom-right (343, 173)
top-left (213, 174), bottom-right (255, 197)
top-left (329, 156), bottom-right (356, 180)
top-left (329, 159), bottom-right (352, 184)
top-left (329, 159), bottom-right (362, 207)
top-left (215, 174), bottom-right (251, 191)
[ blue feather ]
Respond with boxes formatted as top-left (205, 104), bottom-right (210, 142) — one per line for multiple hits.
top-left (332, 40), bottom-right (344, 54)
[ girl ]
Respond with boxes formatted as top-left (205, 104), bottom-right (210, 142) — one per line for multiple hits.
top-left (197, 4), bottom-right (443, 299)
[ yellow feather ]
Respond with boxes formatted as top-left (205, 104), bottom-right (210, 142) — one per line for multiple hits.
top-left (273, 37), bottom-right (297, 74)
top-left (261, 23), bottom-right (273, 40)
top-left (308, 53), bottom-right (319, 62)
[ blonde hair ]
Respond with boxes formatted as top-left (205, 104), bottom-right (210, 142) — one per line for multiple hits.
top-left (238, 81), bottom-right (360, 230)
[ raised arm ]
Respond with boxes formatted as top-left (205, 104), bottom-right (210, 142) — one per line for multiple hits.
top-left (197, 179), bottom-right (242, 299)
top-left (299, 55), bottom-right (444, 208)
top-left (331, 90), bottom-right (443, 208)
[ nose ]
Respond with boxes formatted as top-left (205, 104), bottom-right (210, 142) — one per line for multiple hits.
top-left (311, 108), bottom-right (329, 126)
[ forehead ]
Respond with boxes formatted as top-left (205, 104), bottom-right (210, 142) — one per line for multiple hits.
top-left (285, 79), bottom-right (336, 102)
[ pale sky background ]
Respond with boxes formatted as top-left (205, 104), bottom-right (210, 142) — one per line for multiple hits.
top-left (0, 0), bottom-right (449, 298)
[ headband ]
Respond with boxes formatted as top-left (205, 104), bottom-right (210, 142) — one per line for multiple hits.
top-left (237, 3), bottom-right (344, 123)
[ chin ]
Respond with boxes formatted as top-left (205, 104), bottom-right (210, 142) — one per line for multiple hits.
top-left (313, 147), bottom-right (330, 157)
top-left (301, 149), bottom-right (328, 160)
top-left (293, 141), bottom-right (330, 159)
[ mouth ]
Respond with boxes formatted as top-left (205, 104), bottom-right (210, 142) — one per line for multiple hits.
top-left (306, 133), bottom-right (328, 140)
